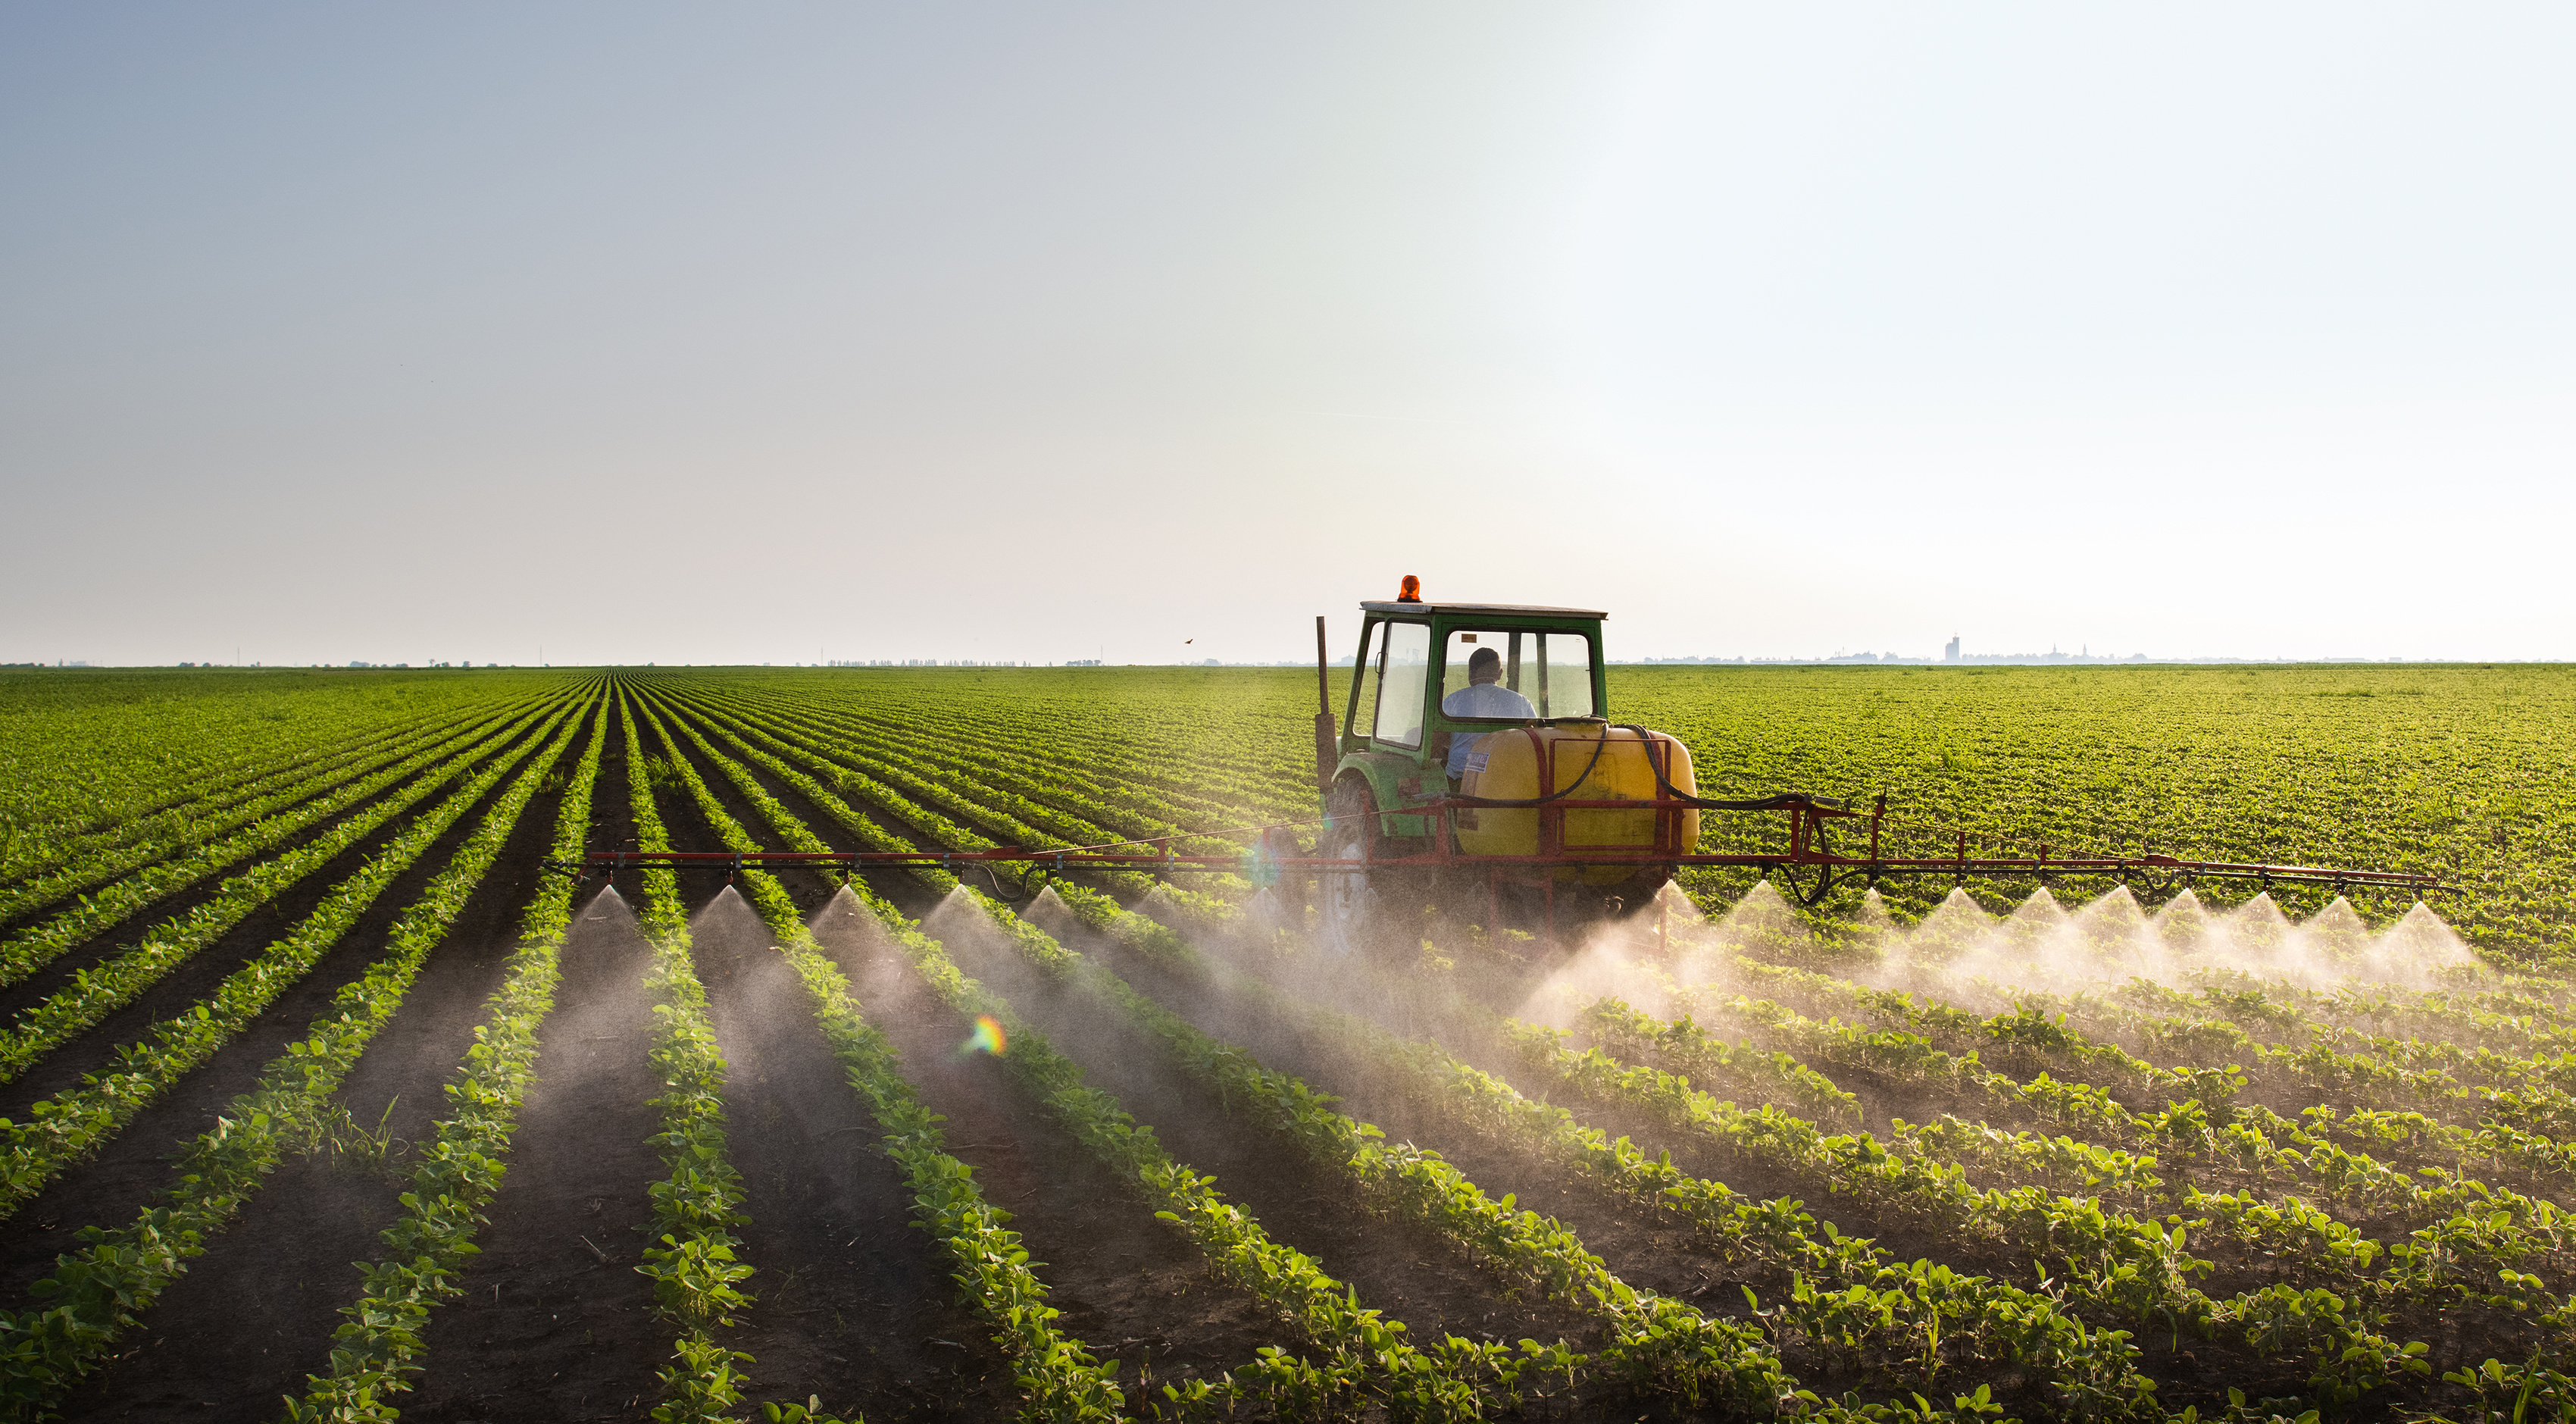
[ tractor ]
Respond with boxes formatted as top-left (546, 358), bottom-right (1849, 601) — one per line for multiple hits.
top-left (1310, 584), bottom-right (1705, 953)
top-left (1299, 578), bottom-right (2443, 956)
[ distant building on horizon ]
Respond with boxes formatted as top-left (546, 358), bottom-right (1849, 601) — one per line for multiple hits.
top-left (1943, 635), bottom-right (1961, 662)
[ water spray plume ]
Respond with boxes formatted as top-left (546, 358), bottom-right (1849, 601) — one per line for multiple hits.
top-left (2062, 884), bottom-right (2154, 971)
top-left (1517, 928), bottom-right (1670, 1031)
top-left (2002, 886), bottom-right (2068, 944)
top-left (579, 883), bottom-right (633, 922)
top-left (2229, 893), bottom-right (2295, 957)
top-left (687, 883), bottom-right (752, 931)
top-left (2382, 900), bottom-right (2475, 969)
top-left (2148, 887), bottom-right (2209, 950)
top-left (1516, 881), bottom-right (1725, 1027)
top-left (813, 884), bottom-right (867, 924)
top-left (1910, 887), bottom-right (1997, 960)
top-left (1706, 881), bottom-right (1808, 954)
top-left (1786, 878), bottom-right (2490, 1001)
top-left (1650, 879), bottom-right (1706, 927)
top-left (920, 884), bottom-right (983, 938)
top-left (1853, 887), bottom-right (1895, 938)
top-left (2302, 897), bottom-right (2373, 956)
top-left (1023, 885), bottom-right (1080, 940)
top-left (1243, 885), bottom-right (1293, 936)
top-left (1133, 883), bottom-right (1190, 933)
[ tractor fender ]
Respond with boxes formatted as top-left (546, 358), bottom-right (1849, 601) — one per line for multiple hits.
top-left (1328, 754), bottom-right (1424, 842)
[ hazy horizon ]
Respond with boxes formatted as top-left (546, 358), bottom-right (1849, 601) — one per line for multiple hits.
top-left (11, 651), bottom-right (2558, 672)
top-left (7, 5), bottom-right (2570, 667)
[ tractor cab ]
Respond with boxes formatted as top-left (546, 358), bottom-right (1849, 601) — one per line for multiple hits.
top-left (1333, 601), bottom-right (1608, 822)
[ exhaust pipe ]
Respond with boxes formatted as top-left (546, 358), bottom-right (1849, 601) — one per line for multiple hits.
top-left (1313, 615), bottom-right (1336, 792)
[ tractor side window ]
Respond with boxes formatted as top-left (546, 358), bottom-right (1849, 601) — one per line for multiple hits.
top-left (1533, 633), bottom-right (1596, 718)
top-left (1346, 621), bottom-right (1380, 738)
top-left (1374, 622), bottom-right (1431, 749)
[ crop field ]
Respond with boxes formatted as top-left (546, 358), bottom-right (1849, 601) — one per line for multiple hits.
top-left (2, 662), bottom-right (2574, 1424)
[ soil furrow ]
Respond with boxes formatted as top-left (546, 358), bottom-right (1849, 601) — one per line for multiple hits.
top-left (398, 890), bottom-right (671, 1424)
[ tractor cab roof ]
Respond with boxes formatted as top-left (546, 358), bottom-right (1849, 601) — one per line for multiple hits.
top-left (1358, 601), bottom-right (1607, 619)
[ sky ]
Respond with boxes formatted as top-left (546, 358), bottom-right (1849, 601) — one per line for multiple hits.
top-left (3, 4), bottom-right (2570, 668)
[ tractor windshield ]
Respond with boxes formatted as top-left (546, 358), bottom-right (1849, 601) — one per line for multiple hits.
top-left (1440, 629), bottom-right (1594, 720)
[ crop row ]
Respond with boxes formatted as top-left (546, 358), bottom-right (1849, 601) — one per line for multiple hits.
top-left (0, 701), bottom-right (563, 1083)
top-left (0, 695), bottom-right (586, 1222)
top-left (284, 694), bottom-right (614, 1420)
top-left (2004, 975), bottom-right (2576, 1119)
top-left (0, 693), bottom-right (526, 926)
top-left (779, 683), bottom-right (1317, 824)
top-left (614, 693), bottom-right (777, 1424)
top-left (0, 687), bottom-right (596, 1417)
top-left (2128, 969), bottom-right (2576, 1060)
top-left (1674, 956), bottom-right (2576, 1285)
top-left (690, 688), bottom-right (1200, 883)
top-left (629, 693), bottom-right (1128, 1419)
top-left (693, 684), bottom-right (1257, 869)
top-left (715, 684), bottom-right (1285, 847)
top-left (0, 673), bottom-right (575, 886)
top-left (657, 687), bottom-right (1241, 942)
top-left (0, 695), bottom-right (554, 994)
top-left (1718, 956), bottom-right (2576, 1208)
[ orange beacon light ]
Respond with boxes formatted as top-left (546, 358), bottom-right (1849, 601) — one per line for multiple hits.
top-left (1396, 574), bottom-right (1422, 602)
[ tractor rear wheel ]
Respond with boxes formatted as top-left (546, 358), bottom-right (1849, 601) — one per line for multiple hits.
top-left (1317, 778), bottom-right (1379, 956)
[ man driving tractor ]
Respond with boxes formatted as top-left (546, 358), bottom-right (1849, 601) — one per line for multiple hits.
top-left (1440, 646), bottom-right (1536, 778)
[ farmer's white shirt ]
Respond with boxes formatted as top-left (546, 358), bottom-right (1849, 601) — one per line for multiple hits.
top-left (1441, 681), bottom-right (1537, 776)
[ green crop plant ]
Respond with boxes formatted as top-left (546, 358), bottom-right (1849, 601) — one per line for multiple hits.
top-left (282, 694), bottom-right (612, 1421)
top-left (0, 688), bottom-right (593, 1419)
top-left (614, 693), bottom-right (761, 1424)
top-left (0, 698), bottom-right (583, 1219)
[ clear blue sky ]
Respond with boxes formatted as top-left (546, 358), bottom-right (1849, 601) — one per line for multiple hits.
top-left (5, 5), bottom-right (2569, 666)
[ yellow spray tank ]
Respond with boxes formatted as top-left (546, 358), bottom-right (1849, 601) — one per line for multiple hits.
top-left (1454, 725), bottom-right (1699, 885)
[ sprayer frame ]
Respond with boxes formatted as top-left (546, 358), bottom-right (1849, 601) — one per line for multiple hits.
top-left (545, 797), bottom-right (2443, 907)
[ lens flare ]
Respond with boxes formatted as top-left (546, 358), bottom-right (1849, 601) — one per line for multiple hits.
top-left (961, 1013), bottom-right (1007, 1056)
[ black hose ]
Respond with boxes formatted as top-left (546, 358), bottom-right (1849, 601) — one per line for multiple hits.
top-left (1443, 725), bottom-right (1847, 813)
top-left (1445, 730), bottom-right (1611, 808)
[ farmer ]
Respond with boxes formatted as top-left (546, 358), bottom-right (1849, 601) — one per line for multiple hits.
top-left (1442, 646), bottom-right (1536, 778)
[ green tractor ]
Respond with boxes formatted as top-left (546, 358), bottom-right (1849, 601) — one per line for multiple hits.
top-left (1309, 581), bottom-right (1705, 954)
